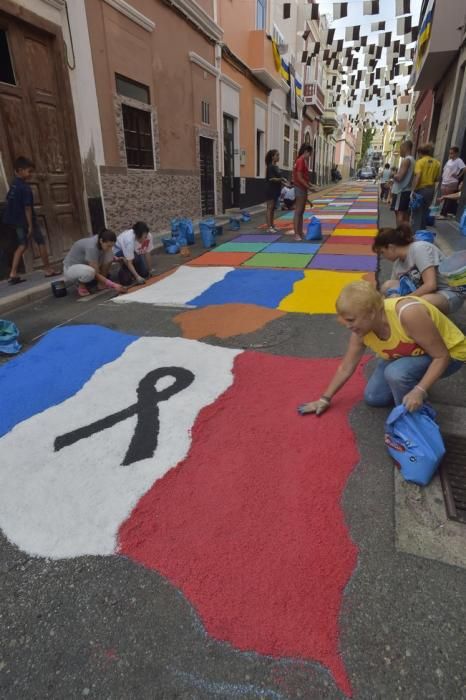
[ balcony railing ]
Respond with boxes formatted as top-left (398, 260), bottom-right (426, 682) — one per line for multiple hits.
top-left (303, 81), bottom-right (325, 115)
top-left (322, 108), bottom-right (338, 132)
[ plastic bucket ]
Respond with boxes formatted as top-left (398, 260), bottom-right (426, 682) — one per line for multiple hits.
top-left (200, 222), bottom-right (216, 248)
top-left (51, 279), bottom-right (67, 298)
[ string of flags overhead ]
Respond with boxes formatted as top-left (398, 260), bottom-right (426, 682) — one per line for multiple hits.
top-left (278, 0), bottom-right (421, 124)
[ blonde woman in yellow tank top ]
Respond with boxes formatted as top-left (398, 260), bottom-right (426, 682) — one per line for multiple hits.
top-left (299, 281), bottom-right (465, 416)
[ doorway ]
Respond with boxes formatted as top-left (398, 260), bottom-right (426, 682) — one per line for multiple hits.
top-left (199, 136), bottom-right (215, 216)
top-left (223, 114), bottom-right (236, 209)
top-left (0, 13), bottom-right (86, 275)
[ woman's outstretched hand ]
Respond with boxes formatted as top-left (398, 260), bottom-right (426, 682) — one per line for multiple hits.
top-left (297, 398), bottom-right (330, 416)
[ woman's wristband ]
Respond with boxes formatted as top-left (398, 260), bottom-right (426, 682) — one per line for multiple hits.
top-left (415, 385), bottom-right (427, 397)
top-left (320, 395), bottom-right (331, 404)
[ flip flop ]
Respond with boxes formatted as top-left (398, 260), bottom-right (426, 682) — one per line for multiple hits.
top-left (44, 271), bottom-right (60, 277)
top-left (7, 277), bottom-right (26, 285)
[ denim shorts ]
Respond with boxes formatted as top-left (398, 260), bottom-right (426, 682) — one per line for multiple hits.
top-left (16, 224), bottom-right (45, 246)
top-left (294, 186), bottom-right (307, 197)
top-left (438, 288), bottom-right (466, 314)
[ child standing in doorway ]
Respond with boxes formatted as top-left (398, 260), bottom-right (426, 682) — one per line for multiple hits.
top-left (2, 156), bottom-right (59, 284)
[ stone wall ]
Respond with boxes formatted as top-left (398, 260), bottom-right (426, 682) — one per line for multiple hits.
top-left (100, 168), bottom-right (201, 233)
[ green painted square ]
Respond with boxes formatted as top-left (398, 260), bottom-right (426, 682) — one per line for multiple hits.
top-left (243, 252), bottom-right (313, 269)
top-left (215, 241), bottom-right (268, 253)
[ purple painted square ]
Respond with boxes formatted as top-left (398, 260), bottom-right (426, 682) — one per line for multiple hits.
top-left (233, 234), bottom-right (281, 243)
top-left (307, 254), bottom-right (377, 271)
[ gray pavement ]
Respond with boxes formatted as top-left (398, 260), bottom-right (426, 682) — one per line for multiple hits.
top-left (1, 188), bottom-right (466, 699)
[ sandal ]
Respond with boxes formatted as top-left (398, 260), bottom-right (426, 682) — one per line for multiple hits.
top-left (7, 276), bottom-right (26, 285)
top-left (44, 270), bottom-right (60, 278)
top-left (77, 284), bottom-right (90, 297)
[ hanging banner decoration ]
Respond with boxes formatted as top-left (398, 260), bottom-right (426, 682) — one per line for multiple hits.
top-left (326, 28), bottom-right (336, 45)
top-left (287, 62), bottom-right (298, 119)
top-left (283, 2), bottom-right (291, 19)
top-left (310, 3), bottom-right (320, 20)
top-left (397, 15), bottom-right (412, 35)
top-left (396, 0), bottom-right (411, 15)
top-left (416, 6), bottom-right (433, 67)
top-left (272, 40), bottom-right (282, 73)
top-left (333, 2), bottom-right (348, 20)
top-left (371, 20), bottom-right (386, 31)
top-left (379, 31), bottom-right (392, 47)
top-left (345, 25), bottom-right (360, 41)
top-left (363, 0), bottom-right (380, 14)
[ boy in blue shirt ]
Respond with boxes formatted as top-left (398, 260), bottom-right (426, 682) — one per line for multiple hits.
top-left (2, 156), bottom-right (58, 284)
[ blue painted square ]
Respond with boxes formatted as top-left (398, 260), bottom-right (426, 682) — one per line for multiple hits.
top-left (187, 268), bottom-right (304, 308)
top-left (262, 242), bottom-right (322, 255)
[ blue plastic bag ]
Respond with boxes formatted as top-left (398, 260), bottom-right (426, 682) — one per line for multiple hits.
top-left (229, 217), bottom-right (241, 231)
top-left (0, 319), bottom-right (21, 355)
top-left (409, 193), bottom-right (424, 211)
top-left (425, 213), bottom-right (435, 227)
top-left (241, 210), bottom-right (251, 222)
top-left (459, 208), bottom-right (466, 236)
top-left (385, 274), bottom-right (418, 298)
top-left (200, 220), bottom-right (216, 248)
top-left (414, 229), bottom-right (436, 243)
top-left (162, 237), bottom-right (180, 254)
top-left (384, 404), bottom-right (445, 486)
top-left (178, 218), bottom-right (195, 245)
top-left (305, 216), bottom-right (322, 241)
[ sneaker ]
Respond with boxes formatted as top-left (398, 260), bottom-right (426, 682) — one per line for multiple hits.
top-left (267, 227), bottom-right (278, 233)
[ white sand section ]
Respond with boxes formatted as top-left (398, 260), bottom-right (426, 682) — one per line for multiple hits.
top-left (112, 266), bottom-right (234, 307)
top-left (0, 337), bottom-right (241, 559)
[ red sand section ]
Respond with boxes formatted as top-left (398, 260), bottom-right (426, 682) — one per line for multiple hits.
top-left (119, 353), bottom-right (367, 696)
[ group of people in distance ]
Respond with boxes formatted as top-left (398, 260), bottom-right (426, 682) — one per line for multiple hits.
top-left (379, 141), bottom-right (465, 228)
top-left (263, 143), bottom-right (466, 420)
top-left (3, 156), bottom-right (153, 297)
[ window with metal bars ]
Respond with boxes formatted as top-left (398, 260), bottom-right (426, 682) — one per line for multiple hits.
top-left (201, 101), bottom-right (210, 125)
top-left (122, 104), bottom-right (154, 170)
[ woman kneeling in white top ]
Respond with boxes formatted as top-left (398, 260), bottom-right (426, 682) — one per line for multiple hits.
top-left (114, 221), bottom-right (154, 286)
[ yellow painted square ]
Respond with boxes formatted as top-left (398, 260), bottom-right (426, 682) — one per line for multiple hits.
top-left (279, 269), bottom-right (372, 314)
top-left (332, 228), bottom-right (377, 237)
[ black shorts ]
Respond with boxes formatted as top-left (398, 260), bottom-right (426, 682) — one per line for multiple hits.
top-left (391, 191), bottom-right (411, 212)
top-left (15, 224), bottom-right (45, 246)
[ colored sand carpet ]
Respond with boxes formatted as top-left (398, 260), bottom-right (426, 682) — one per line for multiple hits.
top-left (113, 183), bottom-right (379, 314)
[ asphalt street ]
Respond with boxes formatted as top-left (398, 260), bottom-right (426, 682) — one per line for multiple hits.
top-left (1, 190), bottom-right (466, 700)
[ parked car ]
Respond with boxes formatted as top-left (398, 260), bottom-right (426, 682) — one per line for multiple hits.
top-left (357, 167), bottom-right (376, 180)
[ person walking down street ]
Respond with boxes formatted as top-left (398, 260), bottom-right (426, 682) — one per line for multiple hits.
top-left (114, 221), bottom-right (154, 286)
top-left (411, 143), bottom-right (440, 232)
top-left (63, 229), bottom-right (125, 297)
top-left (2, 156), bottom-right (59, 285)
top-left (293, 144), bottom-right (318, 241)
top-left (298, 280), bottom-right (465, 416)
top-left (373, 224), bottom-right (465, 315)
top-left (391, 140), bottom-right (415, 224)
top-left (380, 163), bottom-right (391, 202)
top-left (438, 146), bottom-right (465, 219)
top-left (264, 150), bottom-right (285, 233)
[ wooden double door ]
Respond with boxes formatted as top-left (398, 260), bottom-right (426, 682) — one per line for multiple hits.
top-left (0, 9), bottom-right (86, 270)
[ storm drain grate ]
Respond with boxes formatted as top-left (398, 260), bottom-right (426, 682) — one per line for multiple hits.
top-left (440, 434), bottom-right (466, 524)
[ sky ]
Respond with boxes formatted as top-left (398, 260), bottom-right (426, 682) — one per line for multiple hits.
top-left (317, 0), bottom-right (423, 122)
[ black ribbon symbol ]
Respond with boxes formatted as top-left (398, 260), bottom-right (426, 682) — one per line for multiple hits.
top-left (54, 367), bottom-right (194, 466)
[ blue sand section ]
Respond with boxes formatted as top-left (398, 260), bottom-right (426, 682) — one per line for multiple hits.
top-left (262, 242), bottom-right (322, 254)
top-left (187, 268), bottom-right (304, 308)
top-left (0, 325), bottom-right (137, 438)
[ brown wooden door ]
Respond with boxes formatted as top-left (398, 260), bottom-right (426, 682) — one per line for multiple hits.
top-left (0, 13), bottom-right (85, 269)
